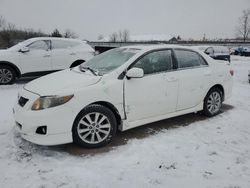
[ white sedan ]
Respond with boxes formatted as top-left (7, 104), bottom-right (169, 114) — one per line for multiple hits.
top-left (0, 37), bottom-right (94, 84)
top-left (13, 45), bottom-right (233, 148)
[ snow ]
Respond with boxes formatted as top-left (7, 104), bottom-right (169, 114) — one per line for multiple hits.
top-left (1, 56), bottom-right (250, 188)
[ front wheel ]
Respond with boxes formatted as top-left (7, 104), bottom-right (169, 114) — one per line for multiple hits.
top-left (0, 65), bottom-right (16, 85)
top-left (72, 104), bottom-right (117, 148)
top-left (203, 88), bottom-right (222, 117)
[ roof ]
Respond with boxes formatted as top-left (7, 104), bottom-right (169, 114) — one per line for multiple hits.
top-left (27, 37), bottom-right (85, 43)
top-left (121, 44), bottom-right (196, 51)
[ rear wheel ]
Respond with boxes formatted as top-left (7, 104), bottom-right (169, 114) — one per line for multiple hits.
top-left (72, 104), bottom-right (117, 148)
top-left (203, 88), bottom-right (222, 117)
top-left (0, 65), bottom-right (16, 85)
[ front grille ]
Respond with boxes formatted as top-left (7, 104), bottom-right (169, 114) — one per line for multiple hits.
top-left (18, 96), bottom-right (29, 107)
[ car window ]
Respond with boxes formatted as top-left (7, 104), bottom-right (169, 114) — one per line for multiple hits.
top-left (27, 40), bottom-right (49, 51)
top-left (175, 50), bottom-right (207, 69)
top-left (133, 50), bottom-right (173, 75)
top-left (52, 40), bottom-right (80, 49)
top-left (82, 48), bottom-right (140, 75)
top-left (213, 46), bottom-right (230, 54)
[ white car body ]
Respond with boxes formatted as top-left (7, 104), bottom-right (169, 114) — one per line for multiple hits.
top-left (0, 37), bottom-right (94, 79)
top-left (193, 45), bottom-right (231, 62)
top-left (13, 45), bottom-right (233, 146)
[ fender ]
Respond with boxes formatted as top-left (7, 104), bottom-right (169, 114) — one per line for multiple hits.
top-left (0, 61), bottom-right (21, 78)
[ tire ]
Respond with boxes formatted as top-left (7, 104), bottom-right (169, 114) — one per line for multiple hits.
top-left (72, 104), bottom-right (117, 148)
top-left (203, 88), bottom-right (222, 117)
top-left (0, 65), bottom-right (16, 85)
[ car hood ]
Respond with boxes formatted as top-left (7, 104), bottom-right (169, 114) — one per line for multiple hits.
top-left (24, 69), bottom-right (102, 96)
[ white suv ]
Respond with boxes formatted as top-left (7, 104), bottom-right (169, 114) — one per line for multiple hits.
top-left (0, 37), bottom-right (94, 84)
top-left (13, 45), bottom-right (233, 148)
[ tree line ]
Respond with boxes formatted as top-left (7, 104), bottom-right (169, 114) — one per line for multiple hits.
top-left (0, 16), bottom-right (77, 49)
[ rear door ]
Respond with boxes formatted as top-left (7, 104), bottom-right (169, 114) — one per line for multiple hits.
top-left (174, 49), bottom-right (211, 111)
top-left (50, 40), bottom-right (79, 70)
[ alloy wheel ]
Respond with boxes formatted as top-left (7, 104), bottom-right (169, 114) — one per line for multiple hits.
top-left (207, 91), bottom-right (221, 114)
top-left (77, 112), bottom-right (111, 144)
top-left (0, 68), bottom-right (13, 84)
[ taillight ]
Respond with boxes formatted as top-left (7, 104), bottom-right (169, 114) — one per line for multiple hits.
top-left (230, 69), bottom-right (234, 76)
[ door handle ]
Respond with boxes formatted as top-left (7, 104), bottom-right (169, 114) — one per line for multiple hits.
top-left (43, 54), bottom-right (50, 57)
top-left (70, 52), bottom-right (76, 55)
top-left (166, 76), bottom-right (178, 82)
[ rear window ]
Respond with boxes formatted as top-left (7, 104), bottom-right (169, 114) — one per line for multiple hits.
top-left (213, 46), bottom-right (230, 54)
top-left (52, 40), bottom-right (80, 49)
top-left (175, 50), bottom-right (207, 69)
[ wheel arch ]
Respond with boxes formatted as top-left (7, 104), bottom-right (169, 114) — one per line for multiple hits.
top-left (90, 101), bottom-right (122, 128)
top-left (206, 84), bottom-right (225, 101)
top-left (0, 61), bottom-right (21, 78)
top-left (72, 101), bottom-right (122, 133)
top-left (70, 59), bottom-right (85, 68)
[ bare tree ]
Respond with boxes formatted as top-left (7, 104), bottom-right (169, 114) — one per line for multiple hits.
top-left (122, 29), bottom-right (130, 42)
top-left (0, 16), bottom-right (48, 48)
top-left (116, 29), bottom-right (130, 42)
top-left (64, 29), bottom-right (78, 38)
top-left (109, 32), bottom-right (118, 42)
top-left (7, 23), bottom-right (16, 31)
top-left (97, 34), bottom-right (104, 41)
top-left (0, 22), bottom-right (17, 47)
top-left (236, 9), bottom-right (250, 42)
top-left (0, 15), bottom-right (6, 29)
top-left (118, 30), bottom-right (123, 42)
top-left (51, 29), bottom-right (62, 37)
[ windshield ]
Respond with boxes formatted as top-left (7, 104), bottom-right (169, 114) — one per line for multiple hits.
top-left (80, 48), bottom-right (140, 75)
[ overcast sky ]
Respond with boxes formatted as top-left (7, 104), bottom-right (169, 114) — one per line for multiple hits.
top-left (0, 0), bottom-right (249, 40)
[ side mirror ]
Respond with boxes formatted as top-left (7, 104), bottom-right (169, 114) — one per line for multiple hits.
top-left (126, 68), bottom-right (144, 78)
top-left (19, 46), bottom-right (29, 53)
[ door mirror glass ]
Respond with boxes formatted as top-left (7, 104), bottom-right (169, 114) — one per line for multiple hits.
top-left (126, 68), bottom-right (144, 78)
top-left (19, 46), bottom-right (29, 53)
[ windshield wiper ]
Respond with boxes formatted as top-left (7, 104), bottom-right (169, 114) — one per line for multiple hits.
top-left (79, 66), bottom-right (99, 76)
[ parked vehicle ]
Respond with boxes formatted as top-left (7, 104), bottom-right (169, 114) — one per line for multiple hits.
top-left (0, 37), bottom-right (95, 84)
top-left (249, 70), bottom-right (250, 83)
top-left (195, 46), bottom-right (231, 62)
top-left (13, 45), bottom-right (233, 148)
top-left (233, 46), bottom-right (250, 56)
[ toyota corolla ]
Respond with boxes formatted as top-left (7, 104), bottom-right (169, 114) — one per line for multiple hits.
top-left (13, 45), bottom-right (233, 148)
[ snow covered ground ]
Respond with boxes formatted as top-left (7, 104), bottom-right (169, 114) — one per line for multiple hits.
top-left (0, 56), bottom-right (250, 188)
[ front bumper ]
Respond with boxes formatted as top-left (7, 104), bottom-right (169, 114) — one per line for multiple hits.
top-left (13, 89), bottom-right (76, 146)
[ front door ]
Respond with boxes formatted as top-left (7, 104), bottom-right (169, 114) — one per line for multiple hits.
top-left (19, 40), bottom-right (51, 74)
top-left (124, 49), bottom-right (179, 122)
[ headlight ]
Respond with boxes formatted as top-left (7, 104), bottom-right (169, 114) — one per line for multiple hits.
top-left (31, 95), bottom-right (74, 111)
